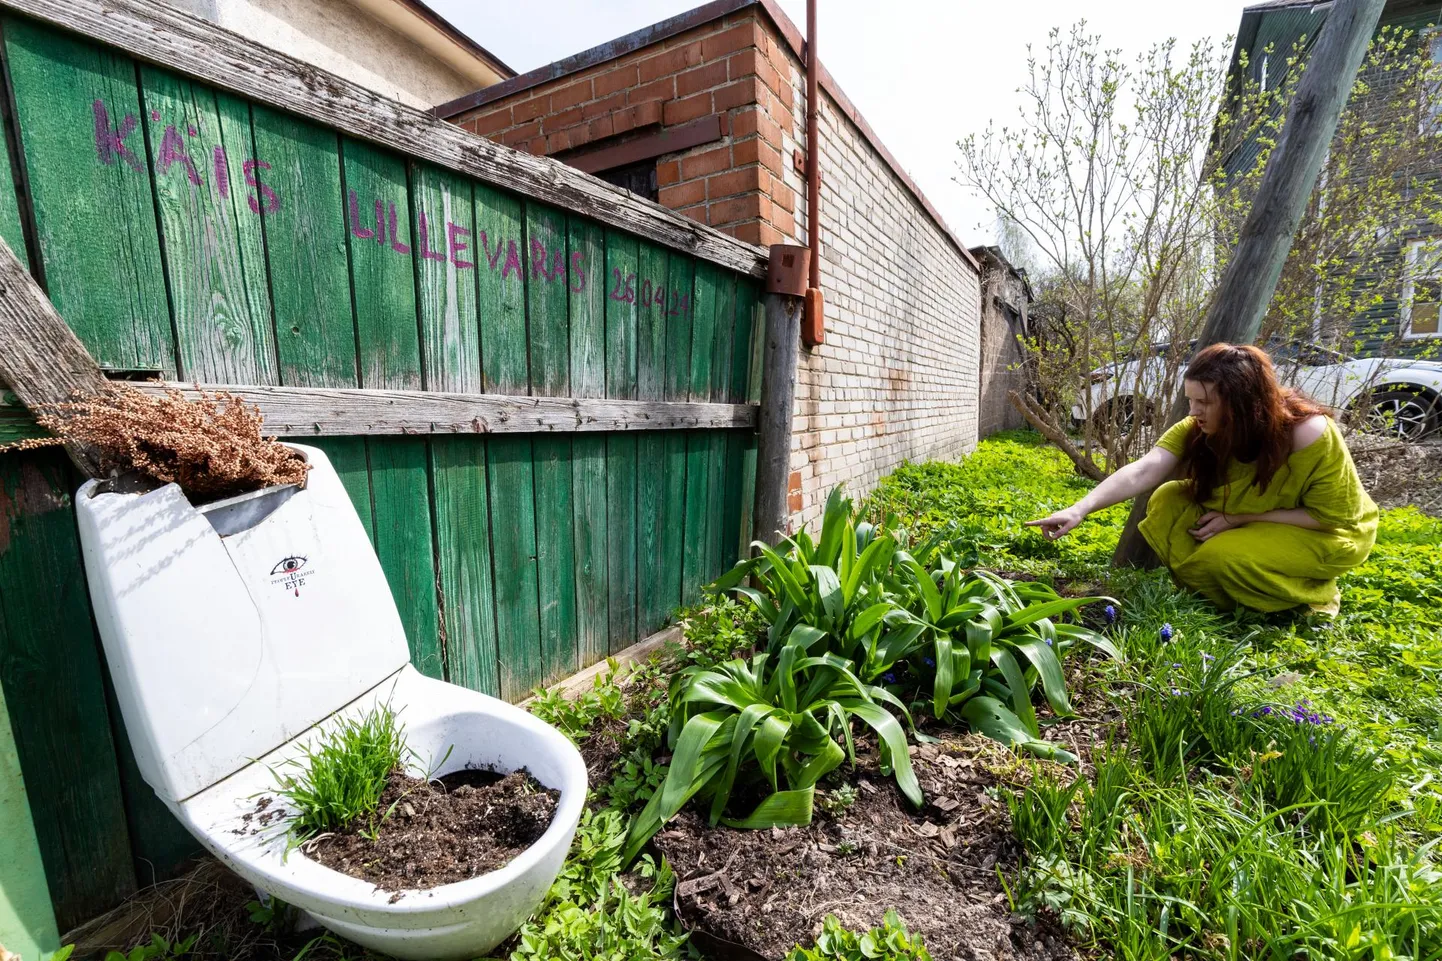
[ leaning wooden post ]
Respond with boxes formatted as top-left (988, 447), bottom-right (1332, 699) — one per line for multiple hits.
top-left (0, 235), bottom-right (109, 476)
top-left (753, 245), bottom-right (809, 546)
top-left (1112, 0), bottom-right (1387, 567)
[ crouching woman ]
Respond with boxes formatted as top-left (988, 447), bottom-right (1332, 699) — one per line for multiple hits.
top-left (1029, 343), bottom-right (1378, 615)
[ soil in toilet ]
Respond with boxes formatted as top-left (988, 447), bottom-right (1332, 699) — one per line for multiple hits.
top-left (304, 767), bottom-right (560, 892)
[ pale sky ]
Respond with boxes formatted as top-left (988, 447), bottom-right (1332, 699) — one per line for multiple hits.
top-left (430, 0), bottom-right (1249, 247)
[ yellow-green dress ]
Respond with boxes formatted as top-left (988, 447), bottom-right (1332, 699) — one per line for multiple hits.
top-left (1138, 417), bottom-right (1378, 614)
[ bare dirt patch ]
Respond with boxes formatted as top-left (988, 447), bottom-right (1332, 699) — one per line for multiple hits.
top-left (653, 736), bottom-right (1079, 961)
top-left (1348, 433), bottom-right (1442, 515)
top-left (307, 768), bottom-right (558, 894)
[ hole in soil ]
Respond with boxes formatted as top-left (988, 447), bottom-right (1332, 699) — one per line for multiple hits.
top-left (435, 767), bottom-right (505, 791)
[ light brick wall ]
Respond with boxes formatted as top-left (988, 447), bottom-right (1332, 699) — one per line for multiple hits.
top-left (769, 28), bottom-right (980, 529)
top-left (450, 4), bottom-right (982, 532)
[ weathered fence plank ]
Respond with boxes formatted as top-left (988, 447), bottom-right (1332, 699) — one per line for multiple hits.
top-left (571, 220), bottom-right (609, 668)
top-left (430, 436), bottom-right (500, 696)
top-left (251, 106), bottom-right (356, 388)
top-left (707, 271), bottom-right (736, 578)
top-left (125, 383), bottom-right (757, 434)
top-left (0, 53), bottom-right (29, 270)
top-left (487, 436), bottom-right (543, 700)
top-left (413, 163), bottom-right (480, 393)
top-left (368, 438), bottom-right (443, 679)
top-left (0, 452), bottom-right (137, 928)
top-left (139, 67), bottom-right (277, 384)
top-left (345, 140), bottom-right (421, 391)
top-left (526, 205), bottom-right (578, 684)
top-left (662, 254), bottom-right (695, 611)
top-left (681, 264), bottom-right (718, 603)
top-left (3, 17), bottom-right (172, 375)
top-left (476, 185), bottom-right (528, 393)
top-left (635, 242), bottom-right (670, 636)
top-left (604, 232), bottom-right (639, 654)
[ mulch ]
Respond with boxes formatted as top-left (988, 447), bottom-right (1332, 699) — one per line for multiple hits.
top-left (651, 733), bottom-right (1083, 961)
top-left (305, 768), bottom-right (559, 897)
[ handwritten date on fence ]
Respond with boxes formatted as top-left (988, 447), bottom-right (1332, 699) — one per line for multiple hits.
top-left (609, 270), bottom-right (691, 317)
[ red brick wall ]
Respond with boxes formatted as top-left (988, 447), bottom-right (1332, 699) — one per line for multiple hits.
top-left (453, 10), bottom-right (797, 247)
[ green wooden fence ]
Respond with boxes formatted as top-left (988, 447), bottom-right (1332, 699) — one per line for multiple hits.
top-left (0, 13), bottom-right (763, 931)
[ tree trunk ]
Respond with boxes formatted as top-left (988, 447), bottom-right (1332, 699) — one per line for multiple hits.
top-left (1112, 0), bottom-right (1388, 567)
top-left (1007, 391), bottom-right (1105, 481)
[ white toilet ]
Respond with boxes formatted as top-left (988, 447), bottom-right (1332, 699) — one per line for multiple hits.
top-left (74, 444), bottom-right (587, 961)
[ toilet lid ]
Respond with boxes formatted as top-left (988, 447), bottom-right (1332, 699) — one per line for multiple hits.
top-left (76, 445), bottom-right (411, 802)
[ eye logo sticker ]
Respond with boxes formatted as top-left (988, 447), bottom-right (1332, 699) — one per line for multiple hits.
top-left (269, 555), bottom-right (313, 596)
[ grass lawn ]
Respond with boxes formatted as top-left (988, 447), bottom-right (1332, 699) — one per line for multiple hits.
top-left (72, 432), bottom-right (1442, 961)
top-left (867, 432), bottom-right (1442, 959)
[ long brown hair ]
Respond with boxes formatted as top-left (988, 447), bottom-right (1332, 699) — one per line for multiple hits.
top-left (1180, 343), bottom-right (1327, 504)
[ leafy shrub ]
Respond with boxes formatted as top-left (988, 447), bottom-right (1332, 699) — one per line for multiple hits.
top-left (787, 912), bottom-right (931, 961)
top-left (622, 644), bottom-right (920, 862)
top-left (529, 659), bottom-right (627, 743)
top-left (499, 809), bottom-right (688, 961)
top-left (714, 486), bottom-right (1115, 764)
top-left (273, 702), bottom-right (406, 841)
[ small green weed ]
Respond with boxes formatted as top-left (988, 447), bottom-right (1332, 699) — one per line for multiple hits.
top-left (817, 783), bottom-right (859, 817)
top-left (272, 702), bottom-right (406, 842)
top-left (102, 933), bottom-right (197, 961)
top-left (787, 912), bottom-right (931, 961)
top-left (529, 658), bottom-right (627, 743)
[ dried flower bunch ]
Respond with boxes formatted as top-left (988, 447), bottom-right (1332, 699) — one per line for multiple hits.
top-left (13, 384), bottom-right (307, 500)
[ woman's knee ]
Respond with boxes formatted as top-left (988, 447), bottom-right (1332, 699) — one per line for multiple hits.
top-left (1147, 481), bottom-right (1189, 514)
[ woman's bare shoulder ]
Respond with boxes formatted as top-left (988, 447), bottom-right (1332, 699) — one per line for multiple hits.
top-left (1291, 414), bottom-right (1330, 452)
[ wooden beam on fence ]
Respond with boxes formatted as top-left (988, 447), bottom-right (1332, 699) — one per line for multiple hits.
top-left (1112, 0), bottom-right (1387, 567)
top-left (0, 235), bottom-right (106, 474)
top-left (0, 0), bottom-right (770, 281)
top-left (132, 383), bottom-right (757, 435)
top-left (752, 292), bottom-right (803, 545)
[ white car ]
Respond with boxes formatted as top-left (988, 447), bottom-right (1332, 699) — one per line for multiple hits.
top-left (1072, 342), bottom-right (1442, 441)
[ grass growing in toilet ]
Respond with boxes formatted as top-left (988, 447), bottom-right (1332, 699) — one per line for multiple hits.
top-left (273, 703), bottom-right (408, 843)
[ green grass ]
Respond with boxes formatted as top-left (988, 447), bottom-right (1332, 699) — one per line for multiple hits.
top-left (272, 702), bottom-right (407, 842)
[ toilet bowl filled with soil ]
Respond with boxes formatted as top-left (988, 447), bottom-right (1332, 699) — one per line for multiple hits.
top-left (300, 767), bottom-right (560, 896)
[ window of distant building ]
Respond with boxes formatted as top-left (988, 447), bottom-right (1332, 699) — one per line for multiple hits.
top-left (1403, 239), bottom-right (1442, 338)
top-left (1425, 27), bottom-right (1442, 132)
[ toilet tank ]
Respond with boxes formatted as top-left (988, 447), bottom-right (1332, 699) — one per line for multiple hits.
top-left (75, 445), bottom-right (412, 802)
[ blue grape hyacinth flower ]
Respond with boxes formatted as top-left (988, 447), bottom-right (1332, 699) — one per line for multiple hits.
top-left (881, 672), bottom-right (896, 685)
top-left (1160, 623), bottom-right (1174, 642)
top-left (1103, 604), bottom-right (1117, 625)
top-left (922, 656), bottom-right (935, 669)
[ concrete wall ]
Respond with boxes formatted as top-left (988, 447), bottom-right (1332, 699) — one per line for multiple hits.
top-left (158, 0), bottom-right (485, 109)
top-left (453, 5), bottom-right (983, 531)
